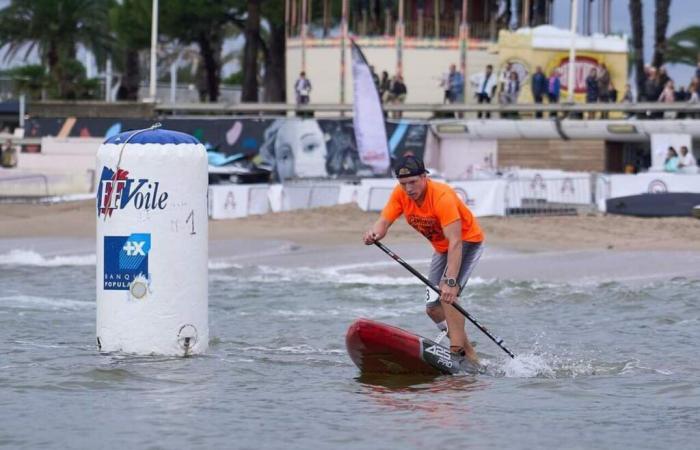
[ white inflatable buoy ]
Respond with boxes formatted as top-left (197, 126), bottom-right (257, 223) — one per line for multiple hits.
top-left (96, 126), bottom-right (208, 356)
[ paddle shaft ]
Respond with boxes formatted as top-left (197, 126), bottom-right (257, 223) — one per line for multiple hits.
top-left (374, 241), bottom-right (516, 359)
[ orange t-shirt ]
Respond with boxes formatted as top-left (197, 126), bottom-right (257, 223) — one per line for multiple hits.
top-left (381, 179), bottom-right (484, 253)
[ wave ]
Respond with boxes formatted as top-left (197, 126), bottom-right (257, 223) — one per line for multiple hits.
top-left (0, 250), bottom-right (95, 267)
top-left (0, 250), bottom-right (243, 271)
top-left (0, 294), bottom-right (93, 311)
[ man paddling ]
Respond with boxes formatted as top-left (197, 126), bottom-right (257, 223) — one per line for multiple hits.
top-left (363, 155), bottom-right (484, 365)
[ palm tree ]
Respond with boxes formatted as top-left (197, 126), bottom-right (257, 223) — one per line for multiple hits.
top-left (261, 1), bottom-right (286, 102)
top-left (0, 0), bottom-right (113, 99)
top-left (629, 0), bottom-right (645, 100)
top-left (652, 0), bottom-right (671, 68)
top-left (109, 0), bottom-right (151, 101)
top-left (241, 0), bottom-right (261, 103)
top-left (666, 26), bottom-right (700, 67)
top-left (160, 0), bottom-right (242, 102)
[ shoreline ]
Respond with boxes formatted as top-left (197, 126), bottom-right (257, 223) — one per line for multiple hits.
top-left (3, 200), bottom-right (700, 252)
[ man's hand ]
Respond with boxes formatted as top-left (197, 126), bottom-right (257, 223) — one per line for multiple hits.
top-left (439, 282), bottom-right (459, 305)
top-left (363, 229), bottom-right (379, 245)
top-left (363, 218), bottom-right (390, 245)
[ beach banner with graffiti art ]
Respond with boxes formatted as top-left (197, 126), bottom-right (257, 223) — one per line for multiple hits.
top-left (350, 40), bottom-right (391, 175)
top-left (25, 117), bottom-right (425, 181)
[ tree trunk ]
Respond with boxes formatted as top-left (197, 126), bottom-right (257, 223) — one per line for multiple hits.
top-left (263, 22), bottom-right (287, 103)
top-left (121, 48), bottom-right (141, 100)
top-left (198, 30), bottom-right (223, 102)
top-left (629, 0), bottom-right (645, 100)
top-left (242, 0), bottom-right (261, 102)
top-left (652, 0), bottom-right (671, 68)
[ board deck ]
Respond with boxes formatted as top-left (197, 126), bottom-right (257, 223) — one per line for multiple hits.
top-left (346, 318), bottom-right (475, 375)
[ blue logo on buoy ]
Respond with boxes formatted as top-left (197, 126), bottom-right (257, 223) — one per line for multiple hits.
top-left (104, 233), bottom-right (151, 290)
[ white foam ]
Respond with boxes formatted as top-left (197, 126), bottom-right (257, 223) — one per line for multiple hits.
top-left (501, 353), bottom-right (556, 378)
top-left (0, 250), bottom-right (95, 267)
top-left (0, 295), bottom-right (93, 311)
top-left (208, 260), bottom-right (243, 270)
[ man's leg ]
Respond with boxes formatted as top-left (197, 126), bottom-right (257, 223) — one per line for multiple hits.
top-left (477, 94), bottom-right (484, 119)
top-left (425, 243), bottom-right (483, 364)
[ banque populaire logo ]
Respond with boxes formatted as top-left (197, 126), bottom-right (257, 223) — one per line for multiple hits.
top-left (97, 166), bottom-right (169, 217)
top-left (104, 233), bottom-right (151, 290)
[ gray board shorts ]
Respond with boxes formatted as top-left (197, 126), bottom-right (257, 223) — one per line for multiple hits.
top-left (425, 241), bottom-right (483, 308)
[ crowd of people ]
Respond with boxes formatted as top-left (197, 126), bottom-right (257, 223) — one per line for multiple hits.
top-left (294, 58), bottom-right (700, 120)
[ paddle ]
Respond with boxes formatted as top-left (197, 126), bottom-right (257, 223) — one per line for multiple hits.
top-left (373, 240), bottom-right (516, 359)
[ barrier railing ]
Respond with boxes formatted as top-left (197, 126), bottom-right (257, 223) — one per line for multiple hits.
top-left (154, 101), bottom-right (700, 118)
top-left (504, 176), bottom-right (594, 216)
top-left (0, 173), bottom-right (50, 198)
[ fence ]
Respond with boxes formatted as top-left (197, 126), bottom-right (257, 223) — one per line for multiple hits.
top-left (504, 176), bottom-right (594, 216)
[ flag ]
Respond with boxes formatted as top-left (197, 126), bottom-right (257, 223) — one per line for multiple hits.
top-left (351, 40), bottom-right (390, 174)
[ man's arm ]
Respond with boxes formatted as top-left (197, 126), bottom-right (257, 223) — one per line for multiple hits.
top-left (440, 220), bottom-right (463, 304)
top-left (363, 217), bottom-right (393, 245)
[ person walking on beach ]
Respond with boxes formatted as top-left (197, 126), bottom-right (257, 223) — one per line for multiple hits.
top-left (362, 155), bottom-right (484, 366)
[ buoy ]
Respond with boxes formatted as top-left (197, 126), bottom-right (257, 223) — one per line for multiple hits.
top-left (96, 125), bottom-right (208, 356)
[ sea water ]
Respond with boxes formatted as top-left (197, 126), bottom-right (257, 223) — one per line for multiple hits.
top-left (1, 246), bottom-right (699, 449)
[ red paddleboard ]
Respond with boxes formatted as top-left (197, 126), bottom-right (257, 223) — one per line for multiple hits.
top-left (346, 318), bottom-right (465, 375)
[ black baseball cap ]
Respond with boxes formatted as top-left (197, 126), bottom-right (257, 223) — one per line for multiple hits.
top-left (394, 154), bottom-right (429, 178)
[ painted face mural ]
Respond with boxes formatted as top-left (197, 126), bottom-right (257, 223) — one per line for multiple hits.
top-left (265, 119), bottom-right (328, 180)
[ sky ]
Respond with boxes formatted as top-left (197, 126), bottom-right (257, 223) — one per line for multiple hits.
top-left (0, 0), bottom-right (698, 88)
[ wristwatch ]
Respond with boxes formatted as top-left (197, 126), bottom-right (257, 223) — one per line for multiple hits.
top-left (444, 277), bottom-right (457, 288)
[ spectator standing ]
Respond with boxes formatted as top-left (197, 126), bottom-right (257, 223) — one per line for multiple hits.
top-left (622, 84), bottom-right (634, 103)
top-left (658, 80), bottom-right (676, 118)
top-left (585, 68), bottom-right (599, 119)
top-left (598, 63), bottom-right (611, 118)
top-left (498, 62), bottom-right (513, 97)
top-left (621, 83), bottom-right (634, 118)
top-left (470, 64), bottom-right (497, 119)
top-left (501, 71), bottom-right (520, 118)
top-left (608, 82), bottom-right (618, 103)
top-left (447, 64), bottom-right (465, 104)
top-left (294, 71), bottom-right (312, 105)
top-left (379, 71), bottom-right (391, 103)
top-left (531, 66), bottom-right (548, 118)
top-left (548, 69), bottom-right (561, 118)
top-left (440, 70), bottom-right (451, 103)
top-left (644, 67), bottom-right (662, 101)
top-left (390, 74), bottom-right (407, 118)
top-left (548, 69), bottom-right (561, 103)
top-left (678, 146), bottom-right (698, 173)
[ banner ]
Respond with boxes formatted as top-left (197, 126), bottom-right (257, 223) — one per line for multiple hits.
top-left (351, 40), bottom-right (390, 175)
top-left (25, 117), bottom-right (425, 181)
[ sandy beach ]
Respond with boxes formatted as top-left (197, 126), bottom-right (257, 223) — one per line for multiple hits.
top-left (2, 200), bottom-right (700, 252)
